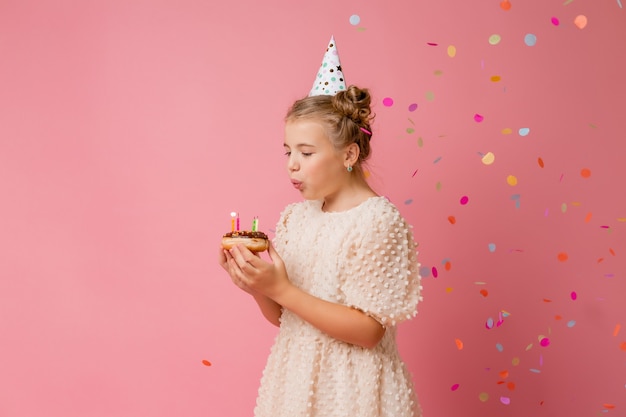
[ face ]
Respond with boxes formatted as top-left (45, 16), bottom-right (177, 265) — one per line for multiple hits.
top-left (284, 119), bottom-right (347, 201)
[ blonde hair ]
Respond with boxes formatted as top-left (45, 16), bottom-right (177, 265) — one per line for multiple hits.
top-left (285, 85), bottom-right (374, 173)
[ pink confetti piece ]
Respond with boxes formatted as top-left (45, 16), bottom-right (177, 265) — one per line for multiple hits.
top-left (412, 169), bottom-right (418, 177)
top-left (408, 103), bottom-right (418, 112)
top-left (500, 396), bottom-right (511, 405)
top-left (382, 97), bottom-right (394, 107)
top-left (539, 337), bottom-right (550, 347)
top-left (451, 383), bottom-right (460, 391)
top-left (474, 113), bottom-right (484, 123)
top-left (427, 42), bottom-right (438, 46)
top-left (460, 196), bottom-right (469, 205)
top-left (432, 266), bottom-right (439, 278)
top-left (570, 291), bottom-right (577, 300)
top-left (551, 17), bottom-right (560, 26)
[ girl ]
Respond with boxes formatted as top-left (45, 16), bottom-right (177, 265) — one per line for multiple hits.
top-left (219, 85), bottom-right (423, 417)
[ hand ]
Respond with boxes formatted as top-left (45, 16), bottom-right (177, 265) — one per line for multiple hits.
top-left (220, 241), bottom-right (291, 299)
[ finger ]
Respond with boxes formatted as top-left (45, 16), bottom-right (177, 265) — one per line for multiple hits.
top-left (230, 244), bottom-right (259, 269)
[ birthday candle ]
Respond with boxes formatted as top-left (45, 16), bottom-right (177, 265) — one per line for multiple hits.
top-left (236, 213), bottom-right (240, 231)
top-left (252, 217), bottom-right (258, 232)
top-left (230, 212), bottom-right (236, 232)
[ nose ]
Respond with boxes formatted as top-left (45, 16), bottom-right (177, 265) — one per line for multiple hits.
top-left (287, 154), bottom-right (299, 172)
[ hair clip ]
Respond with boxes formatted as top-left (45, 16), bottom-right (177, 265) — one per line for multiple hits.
top-left (360, 127), bottom-right (372, 135)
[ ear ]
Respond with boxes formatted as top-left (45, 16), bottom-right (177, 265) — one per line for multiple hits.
top-left (343, 143), bottom-right (360, 168)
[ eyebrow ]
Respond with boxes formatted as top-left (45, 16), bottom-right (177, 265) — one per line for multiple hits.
top-left (283, 142), bottom-right (316, 148)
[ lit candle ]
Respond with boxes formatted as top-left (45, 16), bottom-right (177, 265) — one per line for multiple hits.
top-left (230, 212), bottom-right (236, 232)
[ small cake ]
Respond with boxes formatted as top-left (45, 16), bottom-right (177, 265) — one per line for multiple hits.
top-left (221, 230), bottom-right (269, 252)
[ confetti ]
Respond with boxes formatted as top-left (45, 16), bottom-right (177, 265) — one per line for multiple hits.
top-left (539, 337), bottom-right (550, 347)
top-left (500, 0), bottom-right (512, 11)
top-left (557, 252), bottom-right (569, 262)
top-left (434, 156), bottom-right (442, 164)
top-left (609, 248), bottom-right (616, 256)
top-left (490, 75), bottom-right (501, 82)
top-left (444, 261), bottom-right (452, 271)
top-left (451, 383), bottom-right (460, 391)
top-left (507, 382), bottom-right (516, 391)
top-left (614, 324), bottom-right (621, 337)
top-left (408, 103), bottom-right (418, 112)
top-left (499, 370), bottom-right (509, 379)
top-left (500, 396), bottom-right (511, 405)
top-left (489, 34), bottom-right (502, 45)
top-left (455, 339), bottom-right (464, 350)
top-left (474, 114), bottom-right (484, 123)
top-left (349, 14), bottom-right (361, 25)
top-left (529, 368), bottom-right (541, 373)
top-left (512, 357), bottom-right (520, 366)
top-left (447, 45), bottom-right (457, 57)
top-left (479, 392), bottom-right (489, 402)
top-left (604, 404), bottom-right (616, 410)
top-left (486, 318), bottom-right (494, 329)
top-left (482, 152), bottom-right (495, 165)
top-left (432, 267), bottom-right (439, 278)
top-left (425, 91), bottom-right (435, 101)
top-left (551, 17), bottom-right (560, 26)
top-left (488, 243), bottom-right (497, 252)
top-left (404, 199), bottom-right (413, 205)
top-left (580, 168), bottom-right (591, 178)
top-left (412, 169), bottom-right (418, 177)
top-left (202, 359), bottom-right (212, 366)
top-left (620, 342), bottom-right (626, 351)
top-left (445, 287), bottom-right (454, 293)
top-left (382, 97), bottom-right (394, 107)
top-left (567, 320), bottom-right (576, 327)
top-left (448, 216), bottom-right (456, 224)
top-left (506, 175), bottom-right (518, 186)
top-left (524, 34), bottom-right (537, 46)
top-left (584, 212), bottom-right (592, 223)
top-left (480, 289), bottom-right (489, 297)
top-left (518, 127), bottom-right (530, 136)
top-left (427, 42), bottom-right (438, 46)
top-left (538, 157), bottom-right (545, 168)
top-left (574, 15), bottom-right (588, 29)
top-left (501, 127), bottom-right (513, 135)
top-left (460, 196), bottom-right (469, 205)
top-left (571, 291), bottom-right (577, 300)
top-left (496, 343), bottom-right (504, 352)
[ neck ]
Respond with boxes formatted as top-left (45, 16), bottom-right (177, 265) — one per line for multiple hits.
top-left (322, 176), bottom-right (377, 212)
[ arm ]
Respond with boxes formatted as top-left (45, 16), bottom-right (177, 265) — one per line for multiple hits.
top-left (227, 242), bottom-right (385, 349)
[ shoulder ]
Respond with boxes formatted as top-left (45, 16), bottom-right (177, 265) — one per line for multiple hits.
top-left (363, 197), bottom-right (406, 224)
top-left (278, 200), bottom-right (321, 222)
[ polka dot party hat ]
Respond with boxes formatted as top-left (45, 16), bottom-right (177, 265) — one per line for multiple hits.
top-left (309, 36), bottom-right (347, 97)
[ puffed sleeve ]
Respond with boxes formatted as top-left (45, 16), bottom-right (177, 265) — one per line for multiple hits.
top-left (272, 203), bottom-right (296, 254)
top-left (339, 204), bottom-right (423, 326)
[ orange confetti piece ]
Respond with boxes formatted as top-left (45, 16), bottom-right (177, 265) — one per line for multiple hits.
top-left (554, 315), bottom-right (562, 320)
top-left (500, 0), bottom-right (512, 11)
top-left (444, 261), bottom-right (452, 271)
top-left (580, 168), bottom-right (591, 178)
top-left (620, 342), bottom-right (626, 352)
top-left (537, 157), bottom-right (544, 168)
top-left (584, 212), bottom-right (592, 223)
top-left (557, 252), bottom-right (568, 262)
top-left (603, 404), bottom-right (616, 410)
top-left (506, 382), bottom-right (516, 391)
top-left (613, 324), bottom-right (621, 337)
top-left (490, 75), bottom-right (502, 82)
top-left (499, 370), bottom-right (509, 379)
top-left (543, 298), bottom-right (552, 303)
top-left (609, 248), bottom-right (616, 256)
top-left (597, 258), bottom-right (604, 263)
top-left (445, 287), bottom-right (454, 293)
top-left (448, 216), bottom-right (457, 224)
top-left (202, 359), bottom-right (212, 366)
top-left (480, 289), bottom-right (489, 297)
top-left (455, 338), bottom-right (464, 350)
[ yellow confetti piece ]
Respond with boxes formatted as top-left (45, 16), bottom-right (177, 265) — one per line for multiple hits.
top-left (490, 75), bottom-right (502, 82)
top-left (445, 287), bottom-right (454, 293)
top-left (506, 175), bottom-right (518, 186)
top-left (512, 357), bottom-right (520, 366)
top-left (482, 152), bottom-right (495, 165)
top-left (479, 392), bottom-right (489, 402)
top-left (501, 127), bottom-right (513, 135)
top-left (447, 45), bottom-right (457, 58)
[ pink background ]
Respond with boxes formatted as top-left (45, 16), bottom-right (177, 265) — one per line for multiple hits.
top-left (1, 1), bottom-right (624, 416)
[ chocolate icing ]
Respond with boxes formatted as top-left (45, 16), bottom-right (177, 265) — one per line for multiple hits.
top-left (223, 230), bottom-right (268, 239)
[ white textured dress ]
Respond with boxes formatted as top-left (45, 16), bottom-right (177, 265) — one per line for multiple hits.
top-left (254, 196), bottom-right (423, 417)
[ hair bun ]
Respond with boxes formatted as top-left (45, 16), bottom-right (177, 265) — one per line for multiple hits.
top-left (333, 85), bottom-right (373, 125)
